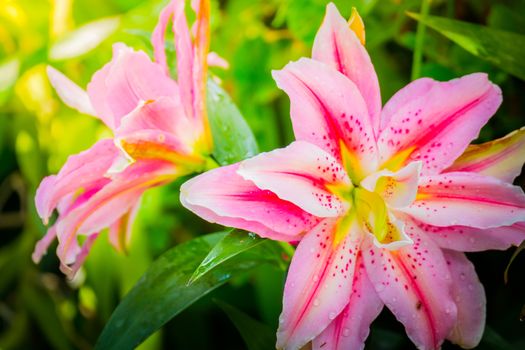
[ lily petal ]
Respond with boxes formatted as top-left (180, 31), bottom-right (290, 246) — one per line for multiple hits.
top-left (272, 58), bottom-right (378, 179)
top-left (55, 160), bottom-right (175, 275)
top-left (63, 232), bottom-right (100, 277)
top-left (180, 164), bottom-right (320, 242)
top-left (115, 98), bottom-right (203, 167)
top-left (380, 78), bottom-right (436, 132)
top-left (87, 43), bottom-right (179, 130)
top-left (32, 225), bottom-right (57, 263)
top-left (277, 218), bottom-right (362, 350)
top-left (238, 141), bottom-right (350, 217)
top-left (361, 161), bottom-right (422, 209)
top-left (35, 139), bottom-right (118, 224)
top-left (47, 66), bottom-right (96, 116)
top-left (172, 0), bottom-right (195, 120)
top-left (378, 74), bottom-right (502, 175)
top-left (404, 172), bottom-right (525, 228)
top-left (446, 127), bottom-right (525, 183)
top-left (312, 3), bottom-right (381, 133)
top-left (408, 217), bottom-right (525, 252)
top-left (109, 201), bottom-right (140, 253)
top-left (443, 250), bottom-right (486, 349)
top-left (312, 253), bottom-right (383, 350)
top-left (151, 0), bottom-right (174, 74)
top-left (363, 231), bottom-right (457, 350)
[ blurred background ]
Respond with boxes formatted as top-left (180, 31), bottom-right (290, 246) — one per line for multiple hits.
top-left (1, 0), bottom-right (524, 349)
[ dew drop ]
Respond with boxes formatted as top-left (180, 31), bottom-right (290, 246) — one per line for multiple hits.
top-left (329, 312), bottom-right (336, 320)
top-left (313, 298), bottom-right (320, 306)
top-left (342, 328), bottom-right (350, 337)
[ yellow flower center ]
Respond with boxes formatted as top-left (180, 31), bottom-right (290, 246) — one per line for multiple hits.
top-left (328, 176), bottom-right (406, 249)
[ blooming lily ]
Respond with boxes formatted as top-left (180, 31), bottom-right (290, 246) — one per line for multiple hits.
top-left (33, 0), bottom-right (219, 278)
top-left (180, 4), bottom-right (525, 350)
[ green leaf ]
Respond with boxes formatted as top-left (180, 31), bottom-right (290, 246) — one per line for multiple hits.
top-left (95, 232), bottom-right (284, 350)
top-left (189, 230), bottom-right (265, 284)
top-left (407, 12), bottom-right (525, 80)
top-left (207, 79), bottom-right (258, 165)
top-left (215, 299), bottom-right (275, 350)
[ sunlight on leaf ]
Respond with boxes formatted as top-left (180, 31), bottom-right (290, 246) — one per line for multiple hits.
top-left (188, 230), bottom-right (265, 285)
top-left (407, 12), bottom-right (525, 80)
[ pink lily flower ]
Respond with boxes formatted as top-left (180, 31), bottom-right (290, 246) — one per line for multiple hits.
top-left (33, 0), bottom-right (218, 278)
top-left (180, 4), bottom-right (525, 350)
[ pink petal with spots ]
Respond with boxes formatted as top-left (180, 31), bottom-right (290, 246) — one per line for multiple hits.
top-left (446, 127), bottom-right (525, 183)
top-left (180, 164), bottom-right (320, 242)
top-left (55, 161), bottom-right (175, 275)
top-left (87, 43), bottom-right (179, 130)
top-left (312, 3), bottom-right (381, 133)
top-left (35, 139), bottom-right (118, 224)
top-left (443, 250), bottom-right (486, 349)
top-left (361, 161), bottom-right (422, 209)
top-left (47, 66), bottom-right (96, 116)
top-left (272, 58), bottom-right (378, 174)
top-left (408, 217), bottom-right (525, 252)
top-left (363, 231), bottom-right (457, 350)
top-left (312, 253), bottom-right (383, 350)
top-left (378, 73), bottom-right (502, 176)
top-left (379, 78), bottom-right (436, 132)
top-left (277, 218), bottom-right (363, 350)
top-left (403, 172), bottom-right (525, 228)
top-left (238, 141), bottom-right (350, 217)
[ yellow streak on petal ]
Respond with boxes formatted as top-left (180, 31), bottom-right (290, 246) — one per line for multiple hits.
top-left (449, 127), bottom-right (525, 173)
top-left (333, 209), bottom-right (356, 248)
top-left (348, 7), bottom-right (365, 45)
top-left (120, 139), bottom-right (206, 172)
top-left (415, 192), bottom-right (431, 200)
top-left (340, 141), bottom-right (366, 183)
top-left (380, 146), bottom-right (416, 172)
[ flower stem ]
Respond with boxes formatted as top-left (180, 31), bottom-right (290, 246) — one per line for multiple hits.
top-left (411, 0), bottom-right (431, 81)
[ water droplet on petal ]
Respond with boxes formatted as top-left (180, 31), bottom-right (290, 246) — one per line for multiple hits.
top-left (313, 298), bottom-right (320, 306)
top-left (342, 328), bottom-right (350, 337)
top-left (329, 312), bottom-right (336, 320)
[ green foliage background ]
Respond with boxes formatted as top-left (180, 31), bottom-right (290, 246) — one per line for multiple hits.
top-left (0, 0), bottom-right (524, 349)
